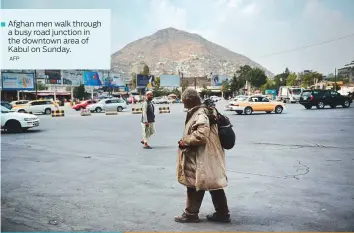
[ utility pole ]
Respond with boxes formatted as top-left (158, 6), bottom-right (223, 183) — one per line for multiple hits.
top-left (194, 77), bottom-right (197, 89)
top-left (334, 68), bottom-right (337, 91)
top-left (34, 70), bottom-right (38, 100)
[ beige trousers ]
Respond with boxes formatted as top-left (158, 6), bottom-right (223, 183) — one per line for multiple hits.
top-left (141, 122), bottom-right (155, 143)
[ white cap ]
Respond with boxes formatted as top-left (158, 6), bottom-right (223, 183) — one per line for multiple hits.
top-left (146, 91), bottom-right (153, 95)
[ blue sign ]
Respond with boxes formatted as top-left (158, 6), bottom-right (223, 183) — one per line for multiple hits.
top-left (83, 71), bottom-right (102, 86)
top-left (136, 74), bottom-right (155, 89)
top-left (211, 75), bottom-right (229, 87)
top-left (160, 75), bottom-right (180, 87)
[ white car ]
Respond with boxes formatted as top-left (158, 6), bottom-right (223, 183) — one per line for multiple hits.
top-left (1, 106), bottom-right (40, 133)
top-left (225, 95), bottom-right (248, 110)
top-left (13, 100), bottom-right (58, 115)
top-left (10, 100), bottom-right (30, 108)
top-left (87, 98), bottom-right (127, 113)
top-left (210, 96), bottom-right (222, 102)
top-left (152, 97), bottom-right (169, 104)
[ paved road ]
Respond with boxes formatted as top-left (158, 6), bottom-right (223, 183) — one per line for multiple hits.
top-left (2, 102), bottom-right (354, 231)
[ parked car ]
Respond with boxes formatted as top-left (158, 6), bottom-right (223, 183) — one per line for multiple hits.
top-left (152, 97), bottom-right (168, 104)
top-left (9, 100), bottom-right (30, 108)
top-left (72, 100), bottom-right (97, 111)
top-left (87, 98), bottom-right (127, 113)
top-left (12, 100), bottom-right (58, 115)
top-left (210, 96), bottom-right (222, 102)
top-left (1, 101), bottom-right (12, 110)
top-left (1, 106), bottom-right (40, 133)
top-left (299, 89), bottom-right (352, 109)
top-left (229, 95), bottom-right (285, 115)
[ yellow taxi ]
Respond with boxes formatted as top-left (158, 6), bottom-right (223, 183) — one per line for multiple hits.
top-left (229, 95), bottom-right (285, 115)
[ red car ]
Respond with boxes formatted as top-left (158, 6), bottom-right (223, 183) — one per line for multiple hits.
top-left (72, 100), bottom-right (97, 111)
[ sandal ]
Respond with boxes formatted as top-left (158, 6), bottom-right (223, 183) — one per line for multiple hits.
top-left (174, 213), bottom-right (200, 223)
top-left (206, 212), bottom-right (231, 223)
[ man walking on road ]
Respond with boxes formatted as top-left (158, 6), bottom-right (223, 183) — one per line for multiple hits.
top-left (175, 88), bottom-right (230, 223)
top-left (141, 91), bottom-right (155, 149)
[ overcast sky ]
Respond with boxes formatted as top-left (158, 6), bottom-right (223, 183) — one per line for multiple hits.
top-left (2, 0), bottom-right (354, 75)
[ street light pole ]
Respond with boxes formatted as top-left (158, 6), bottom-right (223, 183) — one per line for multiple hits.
top-left (34, 70), bottom-right (38, 100)
top-left (334, 68), bottom-right (337, 91)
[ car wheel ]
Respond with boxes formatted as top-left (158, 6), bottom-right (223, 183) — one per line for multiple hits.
top-left (45, 108), bottom-right (51, 115)
top-left (342, 100), bottom-right (351, 108)
top-left (117, 106), bottom-right (123, 112)
top-left (316, 101), bottom-right (325, 109)
top-left (95, 107), bottom-right (102, 113)
top-left (330, 104), bottom-right (337, 109)
top-left (18, 109), bottom-right (25, 113)
top-left (6, 120), bottom-right (22, 133)
top-left (275, 105), bottom-right (283, 114)
top-left (236, 110), bottom-right (243, 115)
top-left (244, 107), bottom-right (253, 115)
top-left (266, 111), bottom-right (272, 114)
top-left (305, 105), bottom-right (312, 109)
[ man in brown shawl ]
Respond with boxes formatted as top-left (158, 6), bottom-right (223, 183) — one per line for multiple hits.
top-left (175, 88), bottom-right (230, 223)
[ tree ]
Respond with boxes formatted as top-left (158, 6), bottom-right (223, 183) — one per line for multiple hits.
top-left (200, 84), bottom-right (212, 98)
top-left (170, 88), bottom-right (181, 98)
top-left (301, 71), bottom-right (323, 88)
top-left (154, 76), bottom-right (160, 87)
top-left (249, 68), bottom-right (267, 88)
top-left (236, 65), bottom-right (252, 81)
top-left (286, 72), bottom-right (298, 86)
top-left (260, 78), bottom-right (276, 92)
top-left (73, 84), bottom-right (87, 100)
top-left (181, 80), bottom-right (188, 92)
top-left (273, 67), bottom-right (291, 89)
top-left (142, 64), bottom-right (150, 75)
top-left (221, 80), bottom-right (230, 92)
top-left (36, 82), bottom-right (48, 91)
top-left (131, 73), bottom-right (137, 89)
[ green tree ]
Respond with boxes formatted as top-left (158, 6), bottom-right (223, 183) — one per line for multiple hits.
top-left (73, 84), bottom-right (87, 99)
top-left (273, 67), bottom-right (291, 88)
top-left (286, 72), bottom-right (298, 86)
top-left (131, 73), bottom-right (137, 89)
top-left (142, 64), bottom-right (150, 75)
top-left (170, 88), bottom-right (181, 98)
top-left (260, 78), bottom-right (276, 93)
top-left (181, 80), bottom-right (188, 92)
top-left (36, 82), bottom-right (48, 91)
top-left (301, 71), bottom-right (323, 88)
top-left (236, 65), bottom-right (252, 81)
top-left (154, 76), bottom-right (160, 87)
top-left (221, 80), bottom-right (230, 92)
top-left (200, 84), bottom-right (212, 97)
top-left (249, 68), bottom-right (267, 88)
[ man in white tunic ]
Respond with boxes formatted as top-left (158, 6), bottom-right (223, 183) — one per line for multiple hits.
top-left (141, 91), bottom-right (155, 149)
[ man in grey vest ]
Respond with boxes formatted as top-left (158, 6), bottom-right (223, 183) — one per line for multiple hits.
top-left (141, 91), bottom-right (155, 149)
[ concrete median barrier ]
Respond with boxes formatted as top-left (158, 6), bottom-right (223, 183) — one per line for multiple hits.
top-left (51, 109), bottom-right (65, 117)
top-left (132, 108), bottom-right (143, 114)
top-left (105, 110), bottom-right (118, 115)
top-left (80, 109), bottom-right (91, 116)
top-left (159, 106), bottom-right (170, 114)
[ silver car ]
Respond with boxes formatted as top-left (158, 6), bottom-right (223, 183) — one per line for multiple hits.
top-left (87, 98), bottom-right (127, 113)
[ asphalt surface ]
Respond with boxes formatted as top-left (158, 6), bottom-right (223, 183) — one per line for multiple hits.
top-left (1, 101), bottom-right (354, 231)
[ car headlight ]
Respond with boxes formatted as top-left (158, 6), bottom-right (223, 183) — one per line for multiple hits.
top-left (24, 117), bottom-right (37, 121)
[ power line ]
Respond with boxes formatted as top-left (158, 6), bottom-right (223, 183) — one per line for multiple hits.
top-left (260, 32), bottom-right (354, 58)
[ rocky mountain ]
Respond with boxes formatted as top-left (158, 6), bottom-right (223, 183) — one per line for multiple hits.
top-left (111, 27), bottom-right (273, 78)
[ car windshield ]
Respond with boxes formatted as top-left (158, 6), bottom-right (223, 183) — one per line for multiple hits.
top-left (290, 88), bottom-right (302, 95)
top-left (237, 97), bottom-right (247, 101)
top-left (98, 100), bottom-right (106, 104)
top-left (302, 91), bottom-right (312, 97)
